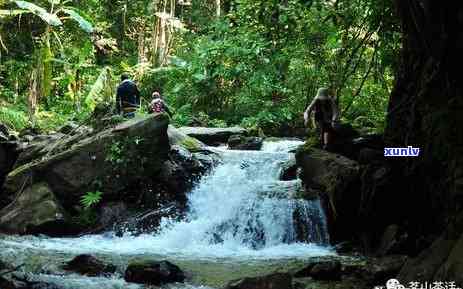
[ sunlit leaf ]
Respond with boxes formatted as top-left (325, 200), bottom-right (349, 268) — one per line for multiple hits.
top-left (0, 9), bottom-right (28, 17)
top-left (13, 0), bottom-right (62, 26)
top-left (62, 8), bottom-right (93, 33)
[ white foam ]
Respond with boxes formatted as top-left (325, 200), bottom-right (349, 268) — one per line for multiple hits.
top-left (0, 140), bottom-right (333, 260)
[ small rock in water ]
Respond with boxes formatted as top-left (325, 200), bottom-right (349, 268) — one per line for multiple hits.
top-left (225, 272), bottom-right (293, 289)
top-left (0, 275), bottom-right (63, 289)
top-left (311, 261), bottom-right (342, 280)
top-left (280, 162), bottom-right (299, 181)
top-left (228, 135), bottom-right (263, 151)
top-left (63, 254), bottom-right (116, 277)
top-left (124, 260), bottom-right (185, 285)
top-left (295, 260), bottom-right (342, 281)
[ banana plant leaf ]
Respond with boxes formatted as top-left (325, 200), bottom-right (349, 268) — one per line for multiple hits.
top-left (62, 8), bottom-right (93, 33)
top-left (13, 0), bottom-right (62, 26)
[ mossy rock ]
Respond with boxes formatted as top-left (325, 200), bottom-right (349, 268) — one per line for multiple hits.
top-left (168, 125), bottom-right (206, 152)
top-left (125, 259), bottom-right (185, 285)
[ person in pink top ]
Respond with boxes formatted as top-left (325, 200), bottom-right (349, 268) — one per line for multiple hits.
top-left (149, 91), bottom-right (173, 117)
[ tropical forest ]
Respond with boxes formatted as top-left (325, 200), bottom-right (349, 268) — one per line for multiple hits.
top-left (0, 0), bottom-right (461, 288)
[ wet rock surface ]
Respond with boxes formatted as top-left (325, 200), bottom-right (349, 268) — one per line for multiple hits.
top-left (295, 260), bottom-right (342, 281)
top-left (0, 182), bottom-right (70, 235)
top-left (225, 272), bottom-right (293, 289)
top-left (178, 126), bottom-right (247, 146)
top-left (124, 260), bottom-right (185, 285)
top-left (228, 135), bottom-right (263, 151)
top-left (295, 147), bottom-right (360, 243)
top-left (63, 254), bottom-right (116, 277)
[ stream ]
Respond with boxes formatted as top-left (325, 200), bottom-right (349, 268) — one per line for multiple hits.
top-left (0, 140), bottom-right (335, 288)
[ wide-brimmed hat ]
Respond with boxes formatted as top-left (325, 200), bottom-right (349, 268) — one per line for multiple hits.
top-left (316, 88), bottom-right (330, 99)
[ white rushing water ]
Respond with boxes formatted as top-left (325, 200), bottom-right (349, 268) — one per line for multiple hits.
top-left (0, 140), bottom-right (332, 260)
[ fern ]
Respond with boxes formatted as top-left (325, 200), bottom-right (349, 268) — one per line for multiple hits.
top-left (80, 191), bottom-right (103, 209)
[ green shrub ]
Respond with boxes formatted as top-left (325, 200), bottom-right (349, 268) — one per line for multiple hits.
top-left (0, 106), bottom-right (29, 132)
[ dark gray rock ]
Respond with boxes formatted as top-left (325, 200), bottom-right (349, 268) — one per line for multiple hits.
top-left (0, 275), bottom-right (63, 289)
top-left (311, 261), bottom-right (342, 280)
top-left (434, 232), bottom-right (463, 285)
top-left (178, 126), bottom-right (247, 145)
top-left (1, 114), bottom-right (171, 235)
top-left (114, 205), bottom-right (181, 237)
top-left (367, 255), bottom-right (408, 284)
top-left (398, 237), bottom-right (454, 282)
top-left (295, 261), bottom-right (342, 281)
top-left (0, 141), bottom-right (19, 198)
top-left (228, 135), bottom-right (263, 151)
top-left (225, 272), bottom-right (293, 289)
top-left (58, 122), bottom-right (93, 136)
top-left (63, 254), bottom-right (116, 276)
top-left (376, 224), bottom-right (407, 256)
top-left (0, 182), bottom-right (69, 235)
top-left (280, 160), bottom-right (298, 181)
top-left (124, 260), bottom-right (185, 285)
top-left (98, 202), bottom-right (129, 229)
top-left (296, 147), bottom-right (360, 242)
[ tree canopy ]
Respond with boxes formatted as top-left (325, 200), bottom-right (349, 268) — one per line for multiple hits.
top-left (0, 0), bottom-right (401, 135)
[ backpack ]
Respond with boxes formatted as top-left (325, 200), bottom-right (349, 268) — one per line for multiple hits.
top-left (314, 98), bottom-right (333, 122)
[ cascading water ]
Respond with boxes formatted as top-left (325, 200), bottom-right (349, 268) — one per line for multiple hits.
top-left (0, 140), bottom-right (334, 288)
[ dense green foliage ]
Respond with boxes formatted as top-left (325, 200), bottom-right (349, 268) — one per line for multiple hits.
top-left (0, 0), bottom-right (400, 135)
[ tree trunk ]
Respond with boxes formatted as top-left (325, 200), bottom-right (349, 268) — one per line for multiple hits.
top-left (383, 1), bottom-right (463, 243)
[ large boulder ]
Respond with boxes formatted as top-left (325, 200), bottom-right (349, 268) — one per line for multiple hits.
top-left (178, 126), bottom-right (247, 146)
top-left (168, 125), bottom-right (206, 152)
top-left (0, 182), bottom-right (70, 235)
top-left (398, 221), bottom-right (463, 287)
top-left (225, 272), bottom-right (293, 289)
top-left (13, 133), bottom-right (68, 168)
top-left (397, 236), bottom-right (455, 282)
top-left (4, 114), bottom-right (169, 203)
top-left (1, 114), bottom-right (171, 235)
top-left (295, 147), bottom-right (360, 243)
top-left (124, 260), bottom-right (185, 285)
top-left (434, 233), bottom-right (463, 285)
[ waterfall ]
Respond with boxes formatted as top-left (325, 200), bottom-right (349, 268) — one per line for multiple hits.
top-left (0, 140), bottom-right (332, 260)
top-left (175, 140), bottom-right (330, 250)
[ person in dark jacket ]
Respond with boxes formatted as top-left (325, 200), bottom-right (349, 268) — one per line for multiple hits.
top-left (116, 73), bottom-right (141, 118)
top-left (303, 87), bottom-right (340, 149)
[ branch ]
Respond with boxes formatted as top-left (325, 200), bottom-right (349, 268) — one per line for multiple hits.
top-left (342, 42), bottom-right (379, 116)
